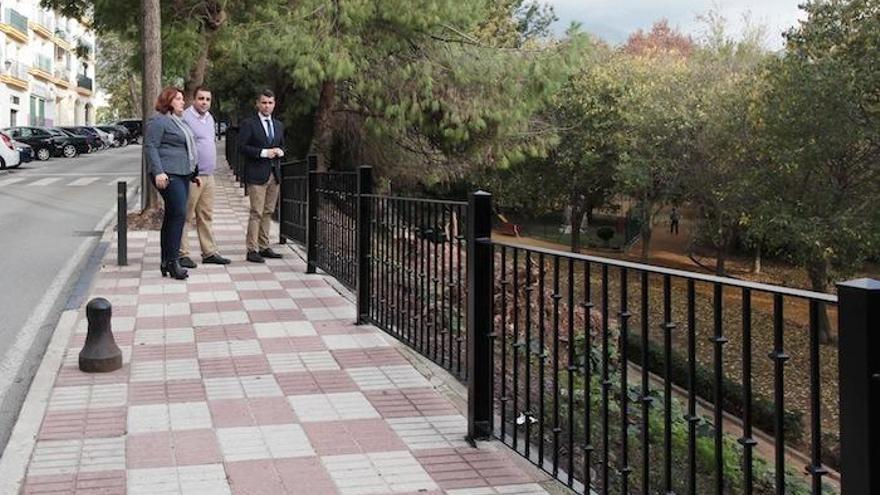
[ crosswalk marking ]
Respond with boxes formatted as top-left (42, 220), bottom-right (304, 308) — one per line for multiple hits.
top-left (68, 177), bottom-right (101, 186)
top-left (28, 178), bottom-right (61, 186)
top-left (0, 177), bottom-right (25, 187)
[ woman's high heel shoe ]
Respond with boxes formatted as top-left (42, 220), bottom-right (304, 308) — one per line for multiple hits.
top-left (161, 260), bottom-right (188, 280)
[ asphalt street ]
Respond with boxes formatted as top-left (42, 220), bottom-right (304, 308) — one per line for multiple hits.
top-left (0, 144), bottom-right (141, 453)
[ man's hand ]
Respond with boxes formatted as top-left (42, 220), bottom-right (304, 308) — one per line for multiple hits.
top-left (154, 173), bottom-right (169, 190)
top-left (274, 148), bottom-right (285, 158)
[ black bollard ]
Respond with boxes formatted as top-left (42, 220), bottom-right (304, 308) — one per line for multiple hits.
top-left (117, 181), bottom-right (127, 266)
top-left (79, 298), bottom-right (123, 373)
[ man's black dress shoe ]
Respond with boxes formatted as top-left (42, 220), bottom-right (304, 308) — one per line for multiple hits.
top-left (178, 256), bottom-right (197, 269)
top-left (259, 248), bottom-right (283, 259)
top-left (202, 253), bottom-right (231, 265)
top-left (246, 250), bottom-right (265, 263)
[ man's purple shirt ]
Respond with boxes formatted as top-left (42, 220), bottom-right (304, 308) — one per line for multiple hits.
top-left (183, 105), bottom-right (216, 175)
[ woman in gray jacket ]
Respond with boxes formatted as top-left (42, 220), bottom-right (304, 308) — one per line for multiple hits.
top-left (144, 87), bottom-right (200, 280)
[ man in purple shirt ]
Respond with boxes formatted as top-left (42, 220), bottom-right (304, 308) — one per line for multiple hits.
top-left (178, 86), bottom-right (231, 267)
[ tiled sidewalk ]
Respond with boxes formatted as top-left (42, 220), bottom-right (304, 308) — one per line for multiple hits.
top-left (15, 167), bottom-right (554, 494)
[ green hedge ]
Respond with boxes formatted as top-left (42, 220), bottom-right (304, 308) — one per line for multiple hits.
top-left (625, 333), bottom-right (805, 443)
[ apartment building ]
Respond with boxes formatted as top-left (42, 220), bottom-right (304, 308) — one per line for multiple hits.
top-left (0, 0), bottom-right (96, 128)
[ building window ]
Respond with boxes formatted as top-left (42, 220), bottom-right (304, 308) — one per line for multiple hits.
top-left (10, 109), bottom-right (17, 127)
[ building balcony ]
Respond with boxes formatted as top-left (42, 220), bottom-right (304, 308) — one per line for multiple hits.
top-left (76, 75), bottom-right (93, 93)
top-left (1, 8), bottom-right (29, 43)
top-left (30, 9), bottom-right (54, 39)
top-left (29, 55), bottom-right (53, 81)
top-left (53, 67), bottom-right (72, 88)
top-left (1, 61), bottom-right (29, 89)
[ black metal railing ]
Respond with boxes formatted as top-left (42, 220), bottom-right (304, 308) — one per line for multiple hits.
top-left (361, 193), bottom-right (469, 380)
top-left (279, 158), bottom-right (308, 245)
top-left (225, 136), bottom-right (879, 494)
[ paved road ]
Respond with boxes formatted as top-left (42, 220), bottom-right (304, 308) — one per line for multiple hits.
top-left (0, 145), bottom-right (141, 453)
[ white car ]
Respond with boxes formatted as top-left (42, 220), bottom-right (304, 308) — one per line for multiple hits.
top-left (0, 131), bottom-right (22, 169)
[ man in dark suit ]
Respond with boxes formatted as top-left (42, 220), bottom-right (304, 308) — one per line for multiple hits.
top-left (238, 89), bottom-right (286, 263)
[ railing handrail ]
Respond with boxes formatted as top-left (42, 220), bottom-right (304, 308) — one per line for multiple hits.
top-left (360, 193), bottom-right (468, 207)
top-left (491, 238), bottom-right (839, 303)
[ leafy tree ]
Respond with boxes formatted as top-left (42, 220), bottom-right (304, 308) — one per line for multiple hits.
top-left (755, 0), bottom-right (880, 341)
top-left (624, 19), bottom-right (696, 57)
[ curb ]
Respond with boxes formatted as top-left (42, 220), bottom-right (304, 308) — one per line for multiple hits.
top-left (0, 181), bottom-right (140, 494)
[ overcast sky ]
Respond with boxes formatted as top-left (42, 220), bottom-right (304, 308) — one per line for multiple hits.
top-left (546, 0), bottom-right (806, 50)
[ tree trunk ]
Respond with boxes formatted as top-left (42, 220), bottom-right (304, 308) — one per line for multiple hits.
top-left (715, 242), bottom-right (727, 276)
top-left (569, 208), bottom-right (586, 253)
top-left (141, 0), bottom-right (161, 211)
top-left (639, 200), bottom-right (653, 259)
top-left (753, 243), bottom-right (762, 274)
top-left (807, 258), bottom-right (833, 344)
top-left (127, 74), bottom-right (141, 118)
top-left (184, 32), bottom-right (213, 100)
top-left (309, 80), bottom-right (336, 172)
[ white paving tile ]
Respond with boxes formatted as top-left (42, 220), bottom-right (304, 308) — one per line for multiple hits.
top-left (133, 328), bottom-right (195, 346)
top-left (191, 311), bottom-right (249, 327)
top-left (446, 485), bottom-right (550, 495)
top-left (128, 464), bottom-right (231, 495)
top-left (28, 437), bottom-right (125, 476)
top-left (216, 424), bottom-right (314, 462)
top-left (131, 359), bottom-right (200, 382)
top-left (322, 451), bottom-right (437, 495)
top-left (196, 339), bottom-right (262, 359)
top-left (203, 375), bottom-right (282, 400)
top-left (321, 333), bottom-right (390, 350)
top-left (346, 365), bottom-right (430, 391)
top-left (253, 321), bottom-right (316, 339)
top-left (387, 415), bottom-right (469, 450)
top-left (288, 392), bottom-right (379, 422)
top-left (48, 384), bottom-right (128, 411)
top-left (267, 351), bottom-right (339, 374)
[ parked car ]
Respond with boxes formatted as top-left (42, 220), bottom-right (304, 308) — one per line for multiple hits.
top-left (115, 119), bottom-right (142, 143)
top-left (0, 131), bottom-right (22, 169)
top-left (60, 126), bottom-right (102, 152)
top-left (14, 140), bottom-right (33, 164)
top-left (85, 126), bottom-right (114, 149)
top-left (96, 125), bottom-right (129, 146)
top-left (3, 126), bottom-right (88, 160)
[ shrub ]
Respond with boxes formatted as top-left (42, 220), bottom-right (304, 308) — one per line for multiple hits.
top-left (597, 226), bottom-right (615, 245)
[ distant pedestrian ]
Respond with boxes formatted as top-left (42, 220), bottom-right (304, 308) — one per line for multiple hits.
top-left (238, 89), bottom-right (286, 263)
top-left (144, 86), bottom-right (201, 280)
top-left (669, 206), bottom-right (680, 235)
top-left (178, 86), bottom-right (231, 268)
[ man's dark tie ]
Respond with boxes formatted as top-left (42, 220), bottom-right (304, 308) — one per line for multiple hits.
top-left (266, 119), bottom-right (274, 142)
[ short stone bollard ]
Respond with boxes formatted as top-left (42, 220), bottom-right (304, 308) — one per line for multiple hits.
top-left (79, 298), bottom-right (123, 373)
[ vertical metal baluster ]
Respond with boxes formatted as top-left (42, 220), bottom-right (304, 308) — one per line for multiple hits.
top-left (440, 207), bottom-right (447, 366)
top-left (370, 197), bottom-right (377, 322)
top-left (392, 199), bottom-right (400, 338)
top-left (713, 283), bottom-right (727, 495)
top-left (420, 203), bottom-right (427, 354)
top-left (447, 207), bottom-right (455, 371)
top-left (457, 205), bottom-right (465, 377)
top-left (663, 274), bottom-right (675, 494)
top-left (524, 251), bottom-right (533, 459)
top-left (538, 253), bottom-right (547, 463)
top-left (500, 246), bottom-right (509, 444)
top-left (808, 299), bottom-right (827, 494)
top-left (686, 280), bottom-right (697, 495)
top-left (582, 261), bottom-right (594, 493)
top-left (601, 264), bottom-right (610, 494)
top-left (619, 268), bottom-right (632, 494)
top-left (432, 204), bottom-right (440, 362)
top-left (640, 271), bottom-right (650, 495)
top-left (396, 200), bottom-right (403, 340)
top-left (405, 200), bottom-right (412, 346)
top-left (552, 256), bottom-right (561, 477)
top-left (512, 249), bottom-right (520, 451)
top-left (740, 289), bottom-right (756, 495)
top-left (567, 258), bottom-right (576, 487)
top-left (772, 294), bottom-right (789, 495)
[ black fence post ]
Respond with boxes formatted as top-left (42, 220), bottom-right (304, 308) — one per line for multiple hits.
top-left (306, 154), bottom-right (319, 274)
top-left (117, 181), bottom-right (127, 266)
top-left (837, 278), bottom-right (880, 495)
top-left (356, 166), bottom-right (373, 325)
top-left (467, 190), bottom-right (494, 441)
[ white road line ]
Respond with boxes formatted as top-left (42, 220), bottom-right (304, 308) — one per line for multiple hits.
top-left (68, 177), bottom-right (101, 186)
top-left (27, 178), bottom-right (61, 186)
top-left (0, 178), bottom-right (25, 187)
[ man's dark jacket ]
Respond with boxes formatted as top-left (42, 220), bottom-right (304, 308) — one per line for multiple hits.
top-left (237, 114), bottom-right (285, 185)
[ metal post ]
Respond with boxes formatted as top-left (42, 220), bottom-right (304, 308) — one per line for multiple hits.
top-left (467, 190), bottom-right (494, 441)
top-left (356, 166), bottom-right (373, 324)
top-left (837, 278), bottom-right (880, 495)
top-left (117, 181), bottom-right (127, 266)
top-left (306, 154), bottom-right (319, 274)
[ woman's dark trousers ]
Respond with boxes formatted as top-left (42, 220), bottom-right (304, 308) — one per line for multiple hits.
top-left (157, 174), bottom-right (190, 264)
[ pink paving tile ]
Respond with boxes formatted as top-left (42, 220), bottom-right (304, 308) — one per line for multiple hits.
top-left (238, 290), bottom-right (266, 300)
top-left (39, 407), bottom-right (126, 440)
top-left (199, 358), bottom-right (236, 378)
top-left (135, 316), bottom-right (165, 329)
top-left (113, 305), bottom-right (137, 317)
top-left (225, 324), bottom-right (257, 340)
top-left (287, 336), bottom-right (326, 352)
top-left (302, 419), bottom-right (406, 455)
top-left (414, 448), bottom-right (536, 489)
top-left (23, 471), bottom-right (126, 495)
top-left (275, 457), bottom-right (338, 495)
top-left (275, 309), bottom-right (305, 320)
top-left (190, 302), bottom-right (220, 314)
top-left (55, 364), bottom-right (130, 386)
top-left (207, 399), bottom-right (252, 427)
top-left (233, 355), bottom-right (272, 376)
top-left (319, 297), bottom-right (348, 308)
top-left (129, 379), bottom-right (206, 405)
top-left (304, 279), bottom-right (327, 288)
top-left (364, 388), bottom-right (460, 418)
top-left (258, 338), bottom-right (294, 353)
top-left (261, 289), bottom-right (290, 299)
top-left (194, 326), bottom-right (227, 342)
top-left (250, 397), bottom-right (297, 424)
top-left (275, 370), bottom-right (359, 396)
top-left (226, 459), bottom-right (337, 495)
top-left (331, 348), bottom-right (409, 368)
top-left (139, 294), bottom-right (181, 304)
top-left (280, 280), bottom-right (308, 289)
top-left (131, 343), bottom-right (197, 362)
top-left (188, 282), bottom-right (237, 292)
top-left (127, 432), bottom-right (174, 468)
top-left (217, 300), bottom-right (246, 312)
top-left (173, 429), bottom-right (222, 465)
top-left (165, 314), bottom-right (193, 327)
top-left (295, 298), bottom-right (323, 309)
top-left (248, 310), bottom-right (280, 323)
